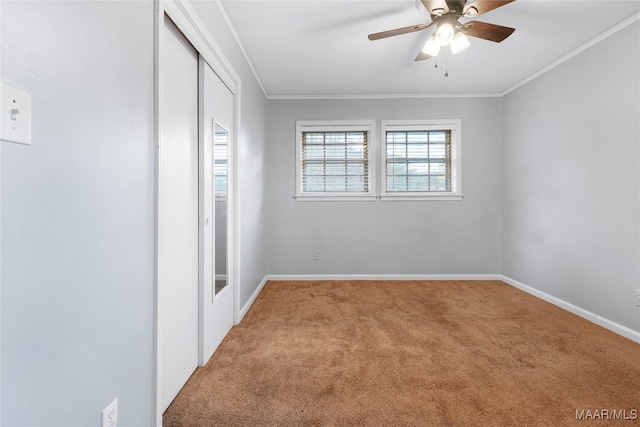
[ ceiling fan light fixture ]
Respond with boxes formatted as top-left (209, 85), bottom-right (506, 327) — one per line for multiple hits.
top-left (435, 22), bottom-right (454, 46)
top-left (450, 31), bottom-right (470, 54)
top-left (422, 35), bottom-right (440, 57)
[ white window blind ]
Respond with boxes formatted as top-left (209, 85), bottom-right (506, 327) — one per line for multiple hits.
top-left (381, 120), bottom-right (462, 200)
top-left (296, 120), bottom-right (376, 200)
top-left (302, 131), bottom-right (369, 193)
top-left (386, 130), bottom-right (451, 192)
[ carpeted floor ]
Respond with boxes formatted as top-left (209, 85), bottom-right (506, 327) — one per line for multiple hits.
top-left (163, 280), bottom-right (640, 426)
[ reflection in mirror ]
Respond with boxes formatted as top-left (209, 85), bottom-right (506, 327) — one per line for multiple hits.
top-left (214, 124), bottom-right (228, 295)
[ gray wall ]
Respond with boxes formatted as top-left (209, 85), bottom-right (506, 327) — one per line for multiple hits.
top-left (266, 98), bottom-right (502, 275)
top-left (502, 22), bottom-right (640, 332)
top-left (1, 1), bottom-right (155, 425)
top-left (190, 1), bottom-right (268, 308)
top-left (1, 0), bottom-right (269, 425)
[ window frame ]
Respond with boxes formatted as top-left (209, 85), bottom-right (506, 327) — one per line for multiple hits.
top-left (380, 119), bottom-right (463, 201)
top-left (295, 120), bottom-right (377, 201)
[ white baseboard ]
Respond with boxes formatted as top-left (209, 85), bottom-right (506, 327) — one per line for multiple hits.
top-left (501, 275), bottom-right (640, 344)
top-left (238, 275), bottom-right (268, 322)
top-left (266, 274), bottom-right (503, 281)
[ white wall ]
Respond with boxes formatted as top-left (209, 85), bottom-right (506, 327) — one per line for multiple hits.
top-left (1, 1), bottom-right (155, 425)
top-left (189, 1), bottom-right (268, 308)
top-left (266, 98), bottom-right (502, 276)
top-left (502, 22), bottom-right (640, 333)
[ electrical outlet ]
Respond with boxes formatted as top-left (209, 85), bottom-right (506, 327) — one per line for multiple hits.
top-left (636, 290), bottom-right (640, 307)
top-left (101, 398), bottom-right (118, 427)
top-left (314, 250), bottom-right (320, 260)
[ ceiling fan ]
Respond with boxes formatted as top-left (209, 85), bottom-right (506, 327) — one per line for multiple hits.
top-left (368, 0), bottom-right (516, 61)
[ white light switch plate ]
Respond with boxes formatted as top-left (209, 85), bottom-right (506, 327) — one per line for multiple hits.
top-left (1, 84), bottom-right (31, 145)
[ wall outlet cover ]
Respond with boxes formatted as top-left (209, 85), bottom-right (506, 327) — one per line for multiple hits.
top-left (101, 398), bottom-right (118, 427)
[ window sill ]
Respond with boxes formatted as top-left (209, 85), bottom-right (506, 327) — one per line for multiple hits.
top-left (379, 194), bottom-right (464, 201)
top-left (294, 194), bottom-right (377, 202)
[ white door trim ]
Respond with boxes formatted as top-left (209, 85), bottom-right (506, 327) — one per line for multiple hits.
top-left (154, 1), bottom-right (242, 424)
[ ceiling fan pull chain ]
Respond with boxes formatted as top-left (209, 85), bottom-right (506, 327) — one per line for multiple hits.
top-left (444, 49), bottom-right (449, 77)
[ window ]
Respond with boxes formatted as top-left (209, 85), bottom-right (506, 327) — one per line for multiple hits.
top-left (381, 120), bottom-right (462, 200)
top-left (214, 124), bottom-right (228, 196)
top-left (295, 120), bottom-right (376, 201)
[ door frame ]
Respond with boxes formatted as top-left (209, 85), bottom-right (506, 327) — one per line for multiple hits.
top-left (154, 0), bottom-right (241, 423)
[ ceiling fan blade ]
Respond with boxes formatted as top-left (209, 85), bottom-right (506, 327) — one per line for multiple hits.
top-left (368, 23), bottom-right (430, 41)
top-left (463, 0), bottom-right (515, 17)
top-left (463, 20), bottom-right (515, 42)
top-left (415, 51), bottom-right (432, 61)
top-left (420, 0), bottom-right (449, 16)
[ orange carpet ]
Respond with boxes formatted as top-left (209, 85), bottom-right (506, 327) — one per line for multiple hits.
top-left (164, 280), bottom-right (640, 426)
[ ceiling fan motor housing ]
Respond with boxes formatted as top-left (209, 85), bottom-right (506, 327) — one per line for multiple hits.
top-left (430, 0), bottom-right (465, 18)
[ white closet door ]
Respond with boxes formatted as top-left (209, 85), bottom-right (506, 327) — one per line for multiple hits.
top-left (159, 16), bottom-right (199, 412)
top-left (199, 60), bottom-right (235, 364)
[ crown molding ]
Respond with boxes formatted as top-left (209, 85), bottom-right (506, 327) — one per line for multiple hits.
top-left (266, 92), bottom-right (503, 100)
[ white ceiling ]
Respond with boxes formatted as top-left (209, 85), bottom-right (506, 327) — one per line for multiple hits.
top-left (219, 0), bottom-right (640, 98)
